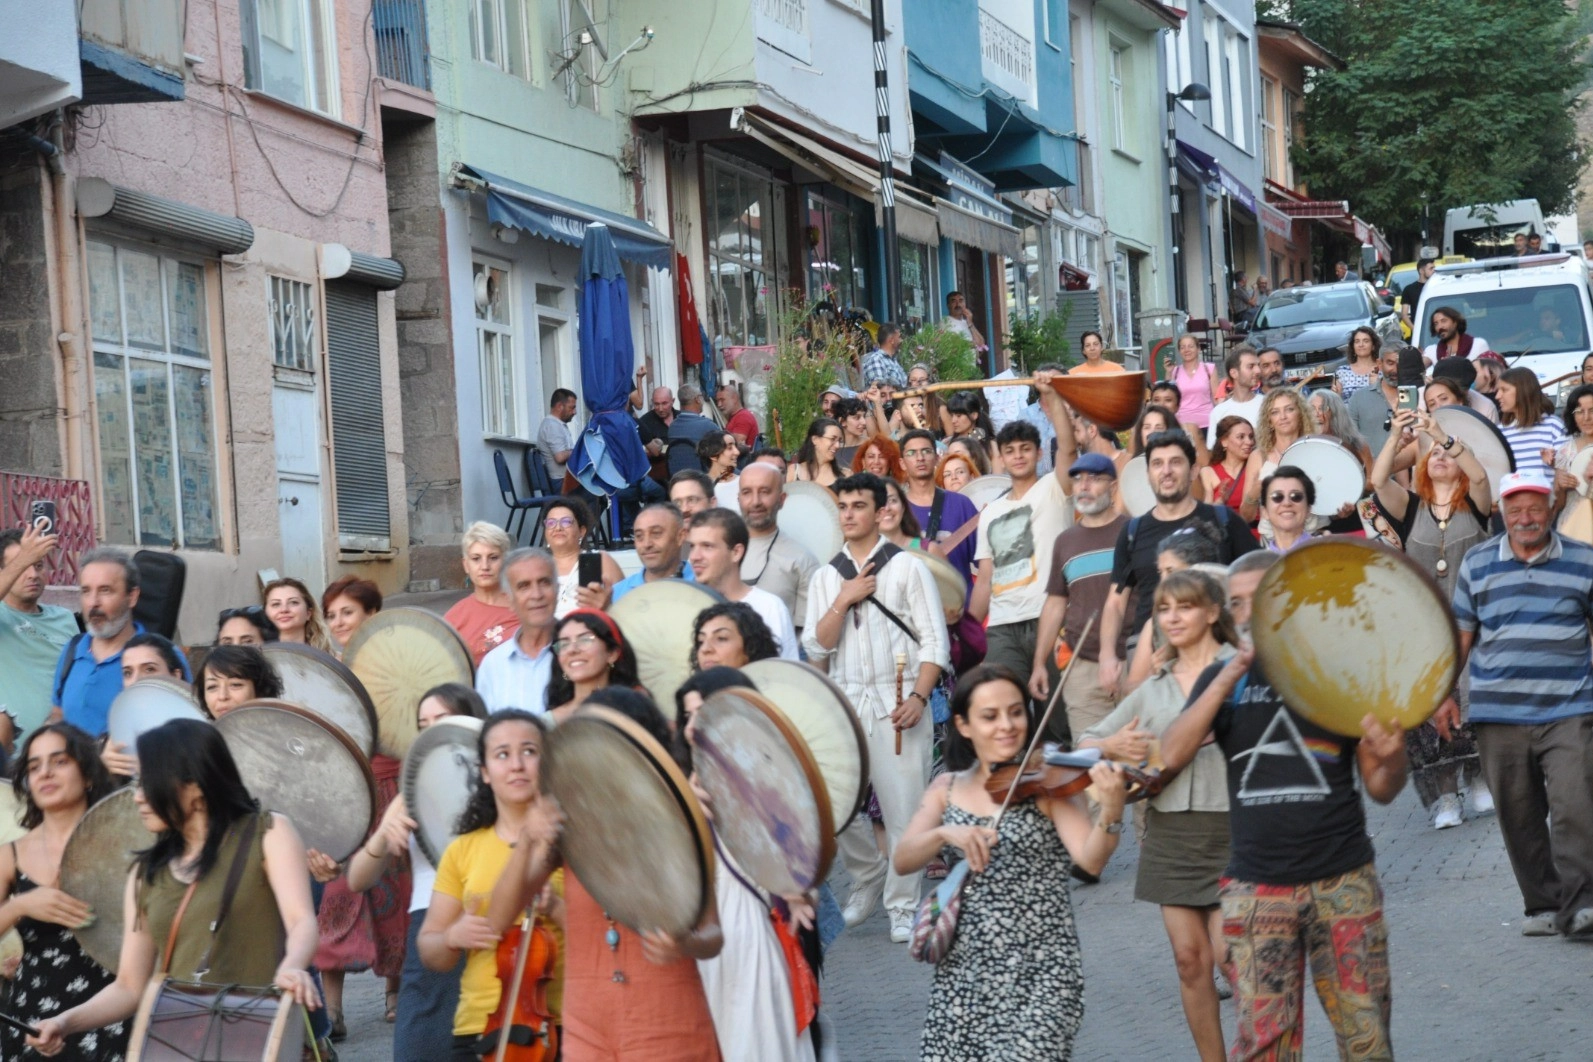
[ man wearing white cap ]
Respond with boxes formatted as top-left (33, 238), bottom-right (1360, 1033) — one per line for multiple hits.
top-left (1449, 470), bottom-right (1593, 939)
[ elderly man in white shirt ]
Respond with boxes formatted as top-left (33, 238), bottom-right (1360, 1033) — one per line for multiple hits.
top-left (475, 547), bottom-right (558, 712)
top-left (803, 472), bottom-right (949, 943)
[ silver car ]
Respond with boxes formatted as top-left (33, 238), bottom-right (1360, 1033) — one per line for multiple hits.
top-left (1245, 281), bottom-right (1403, 385)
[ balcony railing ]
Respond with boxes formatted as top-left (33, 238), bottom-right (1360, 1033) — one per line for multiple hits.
top-left (979, 9), bottom-right (1033, 98)
top-left (760, 0), bottom-right (806, 34)
top-left (375, 0), bottom-right (430, 91)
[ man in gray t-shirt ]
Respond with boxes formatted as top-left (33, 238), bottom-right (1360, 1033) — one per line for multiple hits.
top-left (537, 388), bottom-right (578, 482)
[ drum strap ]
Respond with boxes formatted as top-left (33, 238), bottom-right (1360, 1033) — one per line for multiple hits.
top-left (830, 544), bottom-right (920, 644)
top-left (926, 489), bottom-right (947, 538)
top-left (161, 815), bottom-right (261, 978)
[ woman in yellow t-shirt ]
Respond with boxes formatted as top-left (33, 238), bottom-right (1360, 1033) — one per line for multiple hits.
top-left (417, 709), bottom-right (563, 1062)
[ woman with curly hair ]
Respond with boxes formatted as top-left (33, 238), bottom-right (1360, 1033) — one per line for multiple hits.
top-left (851, 435), bottom-right (906, 481)
top-left (1241, 387), bottom-right (1315, 519)
top-left (0, 724), bottom-right (127, 1062)
top-left (1335, 326), bottom-right (1382, 399)
top-left (691, 601), bottom-right (780, 674)
top-left (546, 609), bottom-right (641, 721)
top-left (263, 576), bottom-right (333, 651)
top-left (788, 418), bottom-right (846, 490)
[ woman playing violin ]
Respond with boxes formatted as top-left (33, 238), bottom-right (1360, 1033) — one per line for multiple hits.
top-left (417, 709), bottom-right (563, 1062)
top-left (1079, 570), bottom-right (1237, 1062)
top-left (895, 665), bottom-right (1127, 1061)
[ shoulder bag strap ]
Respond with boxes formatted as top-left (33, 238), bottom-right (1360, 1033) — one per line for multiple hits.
top-left (191, 813), bottom-right (262, 979)
top-left (160, 879), bottom-right (201, 976)
top-left (926, 489), bottom-right (947, 538)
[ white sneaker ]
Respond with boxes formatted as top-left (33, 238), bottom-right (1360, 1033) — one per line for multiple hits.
top-left (1433, 793), bottom-right (1463, 830)
top-left (1468, 783), bottom-right (1495, 816)
top-left (889, 910), bottom-right (914, 943)
top-left (1521, 913), bottom-right (1559, 937)
top-left (842, 876), bottom-right (884, 928)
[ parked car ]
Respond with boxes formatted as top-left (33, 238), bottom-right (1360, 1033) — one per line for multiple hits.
top-left (1245, 281), bottom-right (1403, 385)
top-left (1414, 252), bottom-right (1593, 407)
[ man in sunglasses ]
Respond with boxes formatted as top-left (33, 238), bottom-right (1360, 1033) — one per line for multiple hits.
top-left (1098, 431), bottom-right (1258, 698)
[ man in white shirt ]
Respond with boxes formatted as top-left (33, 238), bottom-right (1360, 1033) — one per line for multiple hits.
top-left (1206, 347), bottom-right (1264, 447)
top-left (803, 472), bottom-right (948, 942)
top-left (476, 548), bottom-right (558, 712)
top-left (737, 462), bottom-right (819, 631)
top-left (537, 389), bottom-right (578, 482)
top-left (686, 509), bottom-right (799, 659)
top-left (944, 290), bottom-right (986, 350)
top-left (970, 370), bottom-right (1077, 700)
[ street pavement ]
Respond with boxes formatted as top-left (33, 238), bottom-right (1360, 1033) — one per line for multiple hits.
top-left (332, 784), bottom-right (1592, 1060)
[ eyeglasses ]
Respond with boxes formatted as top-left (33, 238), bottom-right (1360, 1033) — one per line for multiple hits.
top-left (218, 605), bottom-right (265, 624)
top-left (902, 447), bottom-right (936, 459)
top-left (553, 632), bottom-right (601, 655)
top-left (544, 516), bottom-right (576, 530)
top-left (1268, 491), bottom-right (1307, 504)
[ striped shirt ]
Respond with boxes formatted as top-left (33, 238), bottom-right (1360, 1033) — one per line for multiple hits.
top-left (1451, 532), bottom-right (1593, 724)
top-left (1500, 419), bottom-right (1568, 479)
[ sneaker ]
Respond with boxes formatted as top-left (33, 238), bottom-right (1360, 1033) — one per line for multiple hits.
top-left (1521, 913), bottom-right (1559, 937)
top-left (1069, 864), bottom-right (1101, 885)
top-left (889, 909), bottom-right (914, 943)
top-left (1468, 783), bottom-right (1495, 816)
top-left (842, 875), bottom-right (884, 928)
top-left (1432, 794), bottom-right (1463, 830)
top-left (1214, 969), bottom-right (1233, 1001)
top-left (1569, 907), bottom-right (1593, 939)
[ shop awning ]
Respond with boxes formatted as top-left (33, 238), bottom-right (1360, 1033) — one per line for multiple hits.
top-left (1259, 200), bottom-right (1293, 239)
top-left (1175, 140), bottom-right (1257, 214)
top-left (1275, 198), bottom-right (1351, 219)
top-left (935, 197), bottom-right (1021, 258)
top-left (452, 163), bottom-right (672, 270)
top-left (733, 109), bottom-right (939, 247)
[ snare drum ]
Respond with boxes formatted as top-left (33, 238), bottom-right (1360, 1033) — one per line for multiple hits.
top-left (128, 980), bottom-right (303, 1061)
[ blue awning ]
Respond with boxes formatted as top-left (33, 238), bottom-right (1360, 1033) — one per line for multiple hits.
top-left (1175, 140), bottom-right (1257, 214)
top-left (454, 163), bottom-right (672, 270)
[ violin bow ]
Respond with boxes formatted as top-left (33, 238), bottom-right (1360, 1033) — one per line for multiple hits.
top-left (991, 613), bottom-right (1097, 830)
top-left (0, 1011), bottom-right (39, 1038)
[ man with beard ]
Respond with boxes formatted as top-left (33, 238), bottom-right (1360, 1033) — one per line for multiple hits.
top-left (736, 462), bottom-right (819, 631)
top-left (1257, 347), bottom-right (1285, 394)
top-left (610, 502), bottom-right (694, 602)
top-left (1029, 453), bottom-right (1129, 747)
top-left (51, 547), bottom-right (188, 736)
top-left (899, 429), bottom-right (979, 592)
top-left (0, 524), bottom-right (77, 740)
top-left (1097, 432), bottom-right (1257, 698)
top-left (1422, 305), bottom-right (1492, 364)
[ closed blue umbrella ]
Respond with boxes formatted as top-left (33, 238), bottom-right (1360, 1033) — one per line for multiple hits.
top-left (569, 223), bottom-right (650, 498)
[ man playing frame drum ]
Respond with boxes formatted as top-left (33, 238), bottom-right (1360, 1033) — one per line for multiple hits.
top-left (803, 473), bottom-right (949, 944)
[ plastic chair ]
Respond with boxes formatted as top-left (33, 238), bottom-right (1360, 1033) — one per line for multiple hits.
top-left (493, 450), bottom-right (540, 544)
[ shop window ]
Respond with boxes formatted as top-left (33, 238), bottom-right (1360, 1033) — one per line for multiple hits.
top-left (707, 155), bottom-right (781, 348)
top-left (804, 189), bottom-right (871, 314)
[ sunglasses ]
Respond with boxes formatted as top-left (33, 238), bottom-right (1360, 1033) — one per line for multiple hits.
top-left (1268, 490), bottom-right (1307, 504)
top-left (218, 605), bottom-right (265, 624)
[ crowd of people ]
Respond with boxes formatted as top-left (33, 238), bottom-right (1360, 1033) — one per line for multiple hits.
top-left (1, 306), bottom-right (1592, 1062)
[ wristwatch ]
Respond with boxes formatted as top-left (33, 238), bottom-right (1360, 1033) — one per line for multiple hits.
top-left (1101, 821), bottom-right (1125, 835)
top-left (1441, 435), bottom-right (1458, 451)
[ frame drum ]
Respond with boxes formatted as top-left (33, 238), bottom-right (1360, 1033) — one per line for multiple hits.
top-left (1280, 437), bottom-right (1366, 517)
top-left (128, 979), bottom-right (303, 1062)
top-left (216, 701), bottom-right (378, 863)
top-left (741, 659), bottom-right (868, 832)
top-left (1432, 405), bottom-right (1515, 500)
top-left (259, 643), bottom-right (380, 757)
top-left (692, 687), bottom-right (834, 895)
top-left (343, 608), bottom-right (475, 759)
top-left (910, 547), bottom-right (967, 619)
top-left (0, 784), bottom-right (21, 971)
top-left (609, 579), bottom-right (724, 705)
top-left (958, 474), bottom-right (1013, 511)
top-left (107, 678), bottom-right (207, 754)
top-left (401, 716), bottom-right (484, 866)
top-left (778, 481), bottom-right (843, 563)
top-left (1119, 455), bottom-right (1156, 517)
top-left (1250, 538), bottom-right (1458, 738)
top-left (61, 788), bottom-right (158, 972)
top-left (541, 706), bottom-right (713, 937)
top-left (1571, 445), bottom-right (1593, 498)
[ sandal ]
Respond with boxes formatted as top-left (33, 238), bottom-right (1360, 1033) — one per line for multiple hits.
top-left (385, 990), bottom-right (398, 1023)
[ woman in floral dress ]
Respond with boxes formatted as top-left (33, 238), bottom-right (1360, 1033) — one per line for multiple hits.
top-left (895, 665), bottom-right (1129, 1061)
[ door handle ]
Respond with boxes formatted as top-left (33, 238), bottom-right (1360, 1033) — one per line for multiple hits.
top-left (283, 496), bottom-right (300, 506)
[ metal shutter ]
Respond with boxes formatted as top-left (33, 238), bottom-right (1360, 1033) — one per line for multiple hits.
top-left (325, 281), bottom-right (392, 551)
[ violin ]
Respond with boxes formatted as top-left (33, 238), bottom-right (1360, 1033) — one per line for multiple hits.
top-left (985, 744), bottom-right (1168, 806)
top-left (477, 914), bottom-right (559, 1062)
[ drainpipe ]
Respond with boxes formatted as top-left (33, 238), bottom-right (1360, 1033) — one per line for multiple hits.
top-left (29, 112), bottom-right (87, 484)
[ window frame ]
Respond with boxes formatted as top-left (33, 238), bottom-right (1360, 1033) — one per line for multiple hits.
top-left (1282, 87), bottom-right (1299, 187)
top-left (1224, 31), bottom-right (1248, 151)
top-left (1108, 44), bottom-right (1127, 152)
top-left (269, 275), bottom-right (318, 373)
top-left (1202, 11), bottom-right (1224, 138)
top-left (470, 0), bottom-right (534, 80)
top-left (243, 0), bottom-right (341, 118)
top-left (86, 238), bottom-right (225, 552)
top-left (1260, 75), bottom-right (1278, 183)
top-left (559, 0), bottom-right (603, 111)
top-left (473, 256), bottom-right (528, 441)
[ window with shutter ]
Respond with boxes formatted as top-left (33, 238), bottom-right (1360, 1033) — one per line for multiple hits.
top-left (325, 281), bottom-right (392, 551)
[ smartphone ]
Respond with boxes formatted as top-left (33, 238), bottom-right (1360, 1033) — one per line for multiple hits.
top-left (577, 551), bottom-right (603, 587)
top-left (28, 499), bottom-right (57, 536)
top-left (1396, 386), bottom-right (1420, 412)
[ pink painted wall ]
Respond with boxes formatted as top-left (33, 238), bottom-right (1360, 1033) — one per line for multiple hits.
top-left (67, 0), bottom-right (390, 253)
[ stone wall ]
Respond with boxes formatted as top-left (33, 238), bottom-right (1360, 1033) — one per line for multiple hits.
top-left (384, 115), bottom-right (460, 590)
top-left (0, 162), bottom-right (62, 476)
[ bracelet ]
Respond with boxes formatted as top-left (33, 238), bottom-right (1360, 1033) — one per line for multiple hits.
top-left (906, 691), bottom-right (927, 705)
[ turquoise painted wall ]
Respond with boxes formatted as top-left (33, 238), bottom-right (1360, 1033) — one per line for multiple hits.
top-left (1095, 11), bottom-right (1167, 263)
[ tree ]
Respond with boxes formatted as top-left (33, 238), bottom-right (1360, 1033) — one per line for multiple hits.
top-left (1276, 0), bottom-right (1587, 249)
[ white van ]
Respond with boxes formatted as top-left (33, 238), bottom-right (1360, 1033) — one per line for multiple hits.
top-left (1414, 253), bottom-right (1593, 403)
top-left (1443, 199), bottom-right (1547, 257)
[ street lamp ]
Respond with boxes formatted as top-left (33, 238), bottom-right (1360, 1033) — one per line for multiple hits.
top-left (1167, 82), bottom-right (1211, 314)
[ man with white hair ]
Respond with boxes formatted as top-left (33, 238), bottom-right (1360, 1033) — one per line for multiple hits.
top-left (737, 461), bottom-right (819, 631)
top-left (52, 547), bottom-right (188, 737)
top-left (476, 548), bottom-right (559, 713)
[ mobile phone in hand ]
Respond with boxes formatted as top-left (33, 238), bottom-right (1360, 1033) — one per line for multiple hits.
top-left (577, 551), bottom-right (603, 587)
top-left (28, 500), bottom-right (56, 536)
top-left (1397, 386), bottom-right (1420, 412)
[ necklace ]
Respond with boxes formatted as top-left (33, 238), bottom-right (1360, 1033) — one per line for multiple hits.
top-left (1431, 495), bottom-right (1457, 577)
top-left (604, 912), bottom-right (625, 983)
